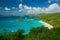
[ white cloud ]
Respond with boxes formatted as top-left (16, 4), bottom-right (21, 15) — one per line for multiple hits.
top-left (19, 9), bottom-right (23, 12)
top-left (18, 3), bottom-right (60, 14)
top-left (45, 3), bottom-right (60, 13)
top-left (24, 5), bottom-right (32, 10)
top-left (5, 7), bottom-right (11, 11)
top-left (12, 7), bottom-right (18, 9)
top-left (19, 4), bottom-right (23, 8)
top-left (48, 0), bottom-right (52, 3)
top-left (2, 3), bottom-right (60, 16)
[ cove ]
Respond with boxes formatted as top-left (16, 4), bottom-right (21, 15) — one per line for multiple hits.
top-left (0, 18), bottom-right (43, 34)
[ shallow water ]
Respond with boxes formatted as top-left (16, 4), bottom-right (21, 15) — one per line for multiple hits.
top-left (0, 17), bottom-right (43, 34)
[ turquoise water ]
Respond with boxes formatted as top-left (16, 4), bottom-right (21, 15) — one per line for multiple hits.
top-left (0, 18), bottom-right (43, 34)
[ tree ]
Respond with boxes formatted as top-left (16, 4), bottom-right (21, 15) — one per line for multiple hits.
top-left (16, 29), bottom-right (24, 40)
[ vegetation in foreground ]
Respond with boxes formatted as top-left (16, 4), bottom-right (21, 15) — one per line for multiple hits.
top-left (0, 12), bottom-right (60, 40)
top-left (35, 12), bottom-right (60, 28)
top-left (0, 26), bottom-right (60, 40)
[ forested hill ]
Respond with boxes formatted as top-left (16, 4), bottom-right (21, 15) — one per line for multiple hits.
top-left (35, 12), bottom-right (60, 28)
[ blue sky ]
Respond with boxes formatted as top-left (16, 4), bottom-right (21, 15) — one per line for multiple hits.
top-left (0, 0), bottom-right (60, 16)
top-left (0, 0), bottom-right (60, 7)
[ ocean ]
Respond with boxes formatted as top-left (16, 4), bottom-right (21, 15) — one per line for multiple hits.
top-left (0, 16), bottom-right (43, 34)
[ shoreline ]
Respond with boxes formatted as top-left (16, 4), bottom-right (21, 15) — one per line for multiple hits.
top-left (39, 20), bottom-right (53, 29)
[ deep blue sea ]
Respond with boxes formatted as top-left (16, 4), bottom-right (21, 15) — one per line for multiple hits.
top-left (0, 17), bottom-right (43, 34)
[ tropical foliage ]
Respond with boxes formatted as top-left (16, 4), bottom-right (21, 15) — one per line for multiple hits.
top-left (0, 26), bottom-right (60, 40)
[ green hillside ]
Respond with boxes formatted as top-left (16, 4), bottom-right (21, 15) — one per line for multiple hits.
top-left (35, 12), bottom-right (60, 28)
top-left (0, 13), bottom-right (60, 40)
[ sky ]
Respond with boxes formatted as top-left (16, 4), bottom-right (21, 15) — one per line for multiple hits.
top-left (0, 0), bottom-right (60, 16)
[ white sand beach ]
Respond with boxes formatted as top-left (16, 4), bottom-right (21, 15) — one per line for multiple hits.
top-left (39, 20), bottom-right (53, 29)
